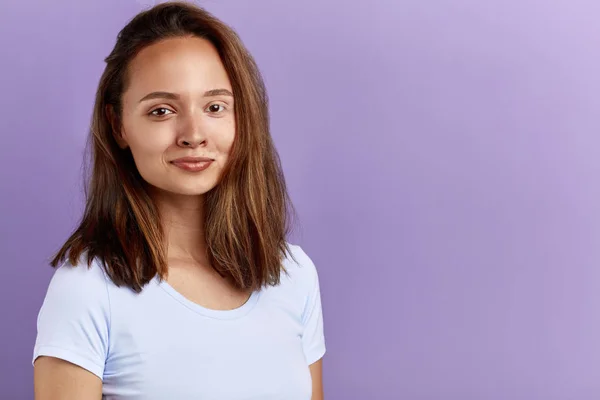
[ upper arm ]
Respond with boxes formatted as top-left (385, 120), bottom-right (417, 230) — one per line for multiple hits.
top-left (32, 260), bottom-right (111, 397)
top-left (295, 246), bottom-right (326, 365)
top-left (309, 358), bottom-right (324, 400)
top-left (34, 356), bottom-right (102, 400)
top-left (293, 245), bottom-right (326, 398)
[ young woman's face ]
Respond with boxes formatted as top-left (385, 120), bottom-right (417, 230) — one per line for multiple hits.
top-left (117, 36), bottom-right (235, 196)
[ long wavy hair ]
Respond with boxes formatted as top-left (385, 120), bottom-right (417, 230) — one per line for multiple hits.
top-left (51, 1), bottom-right (298, 293)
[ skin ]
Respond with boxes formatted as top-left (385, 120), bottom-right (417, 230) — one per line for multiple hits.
top-left (34, 36), bottom-right (324, 399)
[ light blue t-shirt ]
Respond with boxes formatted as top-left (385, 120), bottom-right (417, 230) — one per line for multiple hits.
top-left (32, 243), bottom-right (325, 399)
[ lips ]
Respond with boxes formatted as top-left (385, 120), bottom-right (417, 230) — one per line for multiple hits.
top-left (171, 156), bottom-right (214, 163)
top-left (170, 156), bottom-right (214, 172)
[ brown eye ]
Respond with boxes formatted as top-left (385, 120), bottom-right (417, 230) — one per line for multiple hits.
top-left (150, 108), bottom-right (173, 117)
top-left (207, 104), bottom-right (225, 113)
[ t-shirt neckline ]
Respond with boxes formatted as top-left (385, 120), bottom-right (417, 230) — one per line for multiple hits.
top-left (156, 278), bottom-right (261, 320)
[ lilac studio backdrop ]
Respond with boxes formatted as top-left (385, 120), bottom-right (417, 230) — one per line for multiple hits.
top-left (2, 0), bottom-right (600, 398)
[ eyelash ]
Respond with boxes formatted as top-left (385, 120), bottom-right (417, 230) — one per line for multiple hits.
top-left (148, 103), bottom-right (228, 117)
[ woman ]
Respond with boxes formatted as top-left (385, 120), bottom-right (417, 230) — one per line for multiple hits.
top-left (32, 2), bottom-right (325, 399)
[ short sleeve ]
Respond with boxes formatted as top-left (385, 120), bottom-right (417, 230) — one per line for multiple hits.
top-left (32, 259), bottom-right (111, 380)
top-left (295, 246), bottom-right (326, 365)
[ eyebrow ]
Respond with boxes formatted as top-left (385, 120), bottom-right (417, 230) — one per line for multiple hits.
top-left (138, 89), bottom-right (234, 103)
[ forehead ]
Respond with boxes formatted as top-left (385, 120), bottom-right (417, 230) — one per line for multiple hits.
top-left (124, 36), bottom-right (232, 98)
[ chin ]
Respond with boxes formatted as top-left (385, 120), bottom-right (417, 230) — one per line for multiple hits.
top-left (172, 181), bottom-right (219, 195)
top-left (146, 180), bottom-right (218, 197)
top-left (164, 186), bottom-right (215, 197)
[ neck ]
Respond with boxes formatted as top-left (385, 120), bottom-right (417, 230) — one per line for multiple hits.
top-left (152, 189), bottom-right (208, 265)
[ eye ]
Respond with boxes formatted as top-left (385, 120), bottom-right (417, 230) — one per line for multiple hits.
top-left (206, 103), bottom-right (226, 114)
top-left (149, 107), bottom-right (174, 117)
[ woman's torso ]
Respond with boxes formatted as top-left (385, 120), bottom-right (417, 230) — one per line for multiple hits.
top-left (33, 244), bottom-right (325, 400)
top-left (102, 275), bottom-right (312, 399)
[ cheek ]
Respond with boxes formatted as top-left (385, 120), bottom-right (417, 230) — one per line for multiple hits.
top-left (214, 121), bottom-right (236, 154)
top-left (124, 124), bottom-right (172, 160)
top-left (218, 133), bottom-right (235, 154)
top-left (131, 137), bottom-right (170, 157)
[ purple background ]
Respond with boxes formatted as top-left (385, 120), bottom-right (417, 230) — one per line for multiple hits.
top-left (2, 0), bottom-right (600, 398)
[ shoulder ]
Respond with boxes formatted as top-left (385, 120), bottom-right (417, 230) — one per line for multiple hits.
top-left (283, 243), bottom-right (319, 281)
top-left (279, 243), bottom-right (322, 301)
top-left (45, 255), bottom-right (110, 301)
top-left (39, 255), bottom-right (112, 325)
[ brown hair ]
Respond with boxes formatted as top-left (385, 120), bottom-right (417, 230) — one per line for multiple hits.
top-left (51, 1), bottom-right (298, 293)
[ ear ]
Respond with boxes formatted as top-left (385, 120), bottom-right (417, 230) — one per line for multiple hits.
top-left (106, 104), bottom-right (128, 149)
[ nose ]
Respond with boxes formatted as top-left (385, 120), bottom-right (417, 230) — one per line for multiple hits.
top-left (176, 113), bottom-right (206, 149)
